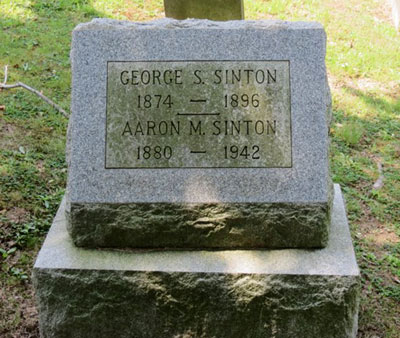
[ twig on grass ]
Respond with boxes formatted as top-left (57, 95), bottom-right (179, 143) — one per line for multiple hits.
top-left (2, 65), bottom-right (8, 85)
top-left (0, 65), bottom-right (69, 118)
top-left (372, 161), bottom-right (384, 191)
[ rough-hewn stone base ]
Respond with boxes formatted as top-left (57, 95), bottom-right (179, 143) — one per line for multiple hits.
top-left (33, 185), bottom-right (359, 338)
top-left (67, 200), bottom-right (331, 249)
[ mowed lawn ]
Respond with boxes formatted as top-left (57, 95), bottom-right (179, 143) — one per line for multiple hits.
top-left (0, 0), bottom-right (399, 337)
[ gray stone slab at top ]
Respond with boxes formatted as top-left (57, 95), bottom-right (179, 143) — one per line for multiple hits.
top-left (164, 0), bottom-right (244, 21)
top-left (67, 19), bottom-right (332, 248)
top-left (69, 18), bottom-right (330, 205)
top-left (33, 185), bottom-right (359, 337)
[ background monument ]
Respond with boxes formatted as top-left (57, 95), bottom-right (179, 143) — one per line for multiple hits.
top-left (164, 0), bottom-right (244, 20)
top-left (33, 3), bottom-right (360, 337)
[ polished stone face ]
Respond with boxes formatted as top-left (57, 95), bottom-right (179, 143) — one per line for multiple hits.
top-left (106, 61), bottom-right (291, 168)
top-left (164, 0), bottom-right (244, 21)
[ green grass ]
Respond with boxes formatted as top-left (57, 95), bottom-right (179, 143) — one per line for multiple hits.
top-left (1, 0), bottom-right (399, 337)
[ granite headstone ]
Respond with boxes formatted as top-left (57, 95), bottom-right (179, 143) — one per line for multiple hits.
top-left (66, 19), bottom-right (333, 249)
top-left (33, 18), bottom-right (360, 338)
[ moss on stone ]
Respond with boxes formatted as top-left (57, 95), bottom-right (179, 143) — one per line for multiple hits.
top-left (67, 201), bottom-right (331, 249)
top-left (33, 269), bottom-right (359, 338)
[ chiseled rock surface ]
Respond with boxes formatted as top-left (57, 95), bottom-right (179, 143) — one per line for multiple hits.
top-left (33, 185), bottom-right (359, 337)
top-left (67, 201), bottom-right (330, 248)
top-left (34, 271), bottom-right (358, 338)
top-left (67, 18), bottom-right (333, 249)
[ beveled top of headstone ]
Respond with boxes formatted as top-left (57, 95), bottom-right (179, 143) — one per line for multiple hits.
top-left (164, 0), bottom-right (244, 21)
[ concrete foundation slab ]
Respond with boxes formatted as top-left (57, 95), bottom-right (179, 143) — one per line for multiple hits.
top-left (33, 185), bottom-right (359, 338)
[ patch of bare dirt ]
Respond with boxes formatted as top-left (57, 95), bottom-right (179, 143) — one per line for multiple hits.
top-left (0, 119), bottom-right (32, 151)
top-left (326, 0), bottom-right (352, 14)
top-left (6, 207), bottom-right (29, 224)
top-left (120, 0), bottom-right (164, 21)
top-left (35, 160), bottom-right (47, 180)
top-left (0, 121), bottom-right (17, 149)
top-left (327, 0), bottom-right (393, 25)
top-left (328, 73), bottom-right (400, 100)
top-left (370, 0), bottom-right (394, 24)
top-left (365, 228), bottom-right (399, 245)
top-left (354, 195), bottom-right (399, 247)
top-left (0, 281), bottom-right (39, 338)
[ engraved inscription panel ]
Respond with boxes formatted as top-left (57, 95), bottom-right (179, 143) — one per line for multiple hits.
top-left (106, 61), bottom-right (292, 168)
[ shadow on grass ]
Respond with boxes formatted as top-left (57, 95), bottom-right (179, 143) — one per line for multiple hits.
top-left (344, 86), bottom-right (400, 114)
top-left (336, 86), bottom-right (400, 139)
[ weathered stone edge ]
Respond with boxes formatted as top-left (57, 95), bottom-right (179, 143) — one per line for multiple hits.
top-left (34, 185), bottom-right (358, 276)
top-left (33, 269), bottom-right (359, 338)
top-left (74, 18), bottom-right (324, 32)
top-left (66, 201), bottom-right (331, 249)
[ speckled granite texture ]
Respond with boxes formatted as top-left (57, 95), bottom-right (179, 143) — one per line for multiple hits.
top-left (67, 18), bottom-right (333, 248)
top-left (33, 185), bottom-right (359, 338)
